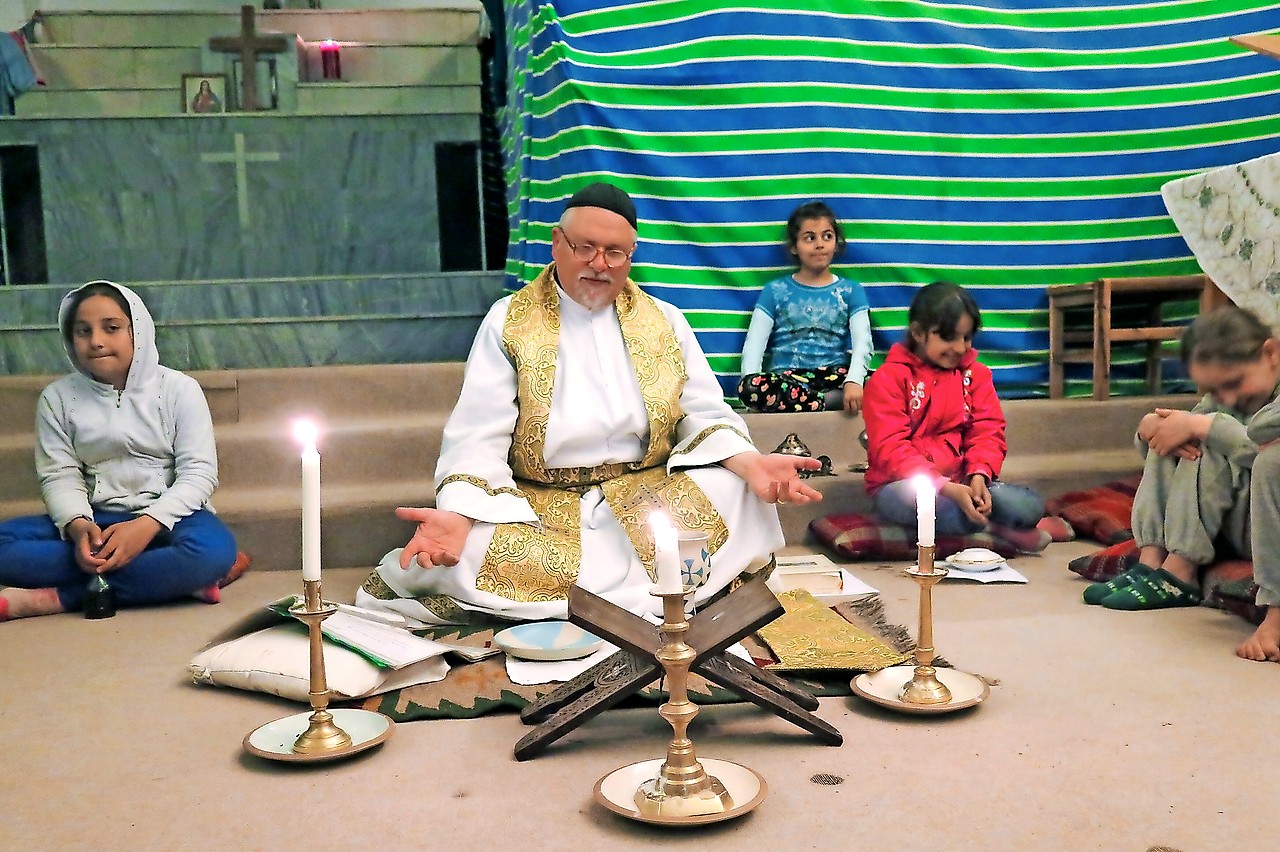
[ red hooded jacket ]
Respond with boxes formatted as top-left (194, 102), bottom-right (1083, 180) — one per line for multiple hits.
top-left (862, 341), bottom-right (1007, 495)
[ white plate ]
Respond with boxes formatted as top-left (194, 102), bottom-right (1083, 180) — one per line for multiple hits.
top-left (851, 664), bottom-right (990, 715)
top-left (243, 708), bottom-right (393, 762)
top-left (944, 548), bottom-right (1007, 572)
top-left (494, 621), bottom-right (605, 661)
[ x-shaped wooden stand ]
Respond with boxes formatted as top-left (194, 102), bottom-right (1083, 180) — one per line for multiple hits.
top-left (514, 572), bottom-right (843, 760)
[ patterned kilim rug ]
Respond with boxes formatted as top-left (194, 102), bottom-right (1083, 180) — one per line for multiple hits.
top-left (350, 595), bottom-right (923, 723)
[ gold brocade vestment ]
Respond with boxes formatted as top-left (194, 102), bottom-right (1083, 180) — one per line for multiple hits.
top-left (439, 267), bottom-right (728, 603)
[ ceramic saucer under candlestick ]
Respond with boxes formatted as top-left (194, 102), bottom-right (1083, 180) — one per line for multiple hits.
top-left (594, 585), bottom-right (767, 825)
top-left (851, 543), bottom-right (990, 715)
top-left (244, 578), bottom-right (394, 763)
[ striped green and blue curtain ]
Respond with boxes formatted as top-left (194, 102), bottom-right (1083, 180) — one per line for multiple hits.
top-left (499, 1), bottom-right (1280, 398)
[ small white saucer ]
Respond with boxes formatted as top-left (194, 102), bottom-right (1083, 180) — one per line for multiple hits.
top-left (944, 547), bottom-right (1007, 572)
top-left (594, 757), bottom-right (767, 826)
top-left (244, 708), bottom-right (393, 763)
top-left (494, 621), bottom-right (605, 661)
top-left (851, 664), bottom-right (990, 715)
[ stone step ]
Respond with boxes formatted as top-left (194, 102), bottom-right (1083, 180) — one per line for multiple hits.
top-left (0, 362), bottom-right (465, 434)
top-left (739, 394), bottom-right (1183, 462)
top-left (294, 83), bottom-right (480, 116)
top-left (215, 412), bottom-right (452, 491)
top-left (298, 44), bottom-right (481, 86)
top-left (0, 274), bottom-right (503, 328)
top-left (16, 88), bottom-right (177, 118)
top-left (16, 81), bottom-right (480, 119)
top-left (30, 43), bottom-right (480, 92)
top-left (0, 273), bottom-right (505, 375)
top-left (37, 9), bottom-right (487, 50)
top-left (0, 362), bottom-right (1175, 571)
top-left (207, 479), bottom-right (430, 574)
top-left (31, 46), bottom-right (203, 90)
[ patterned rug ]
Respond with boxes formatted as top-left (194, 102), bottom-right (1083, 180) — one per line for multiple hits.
top-left (350, 595), bottom-right (919, 722)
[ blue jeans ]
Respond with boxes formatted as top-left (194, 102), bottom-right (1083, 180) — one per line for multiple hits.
top-left (873, 479), bottom-right (1045, 536)
top-left (0, 508), bottom-right (237, 610)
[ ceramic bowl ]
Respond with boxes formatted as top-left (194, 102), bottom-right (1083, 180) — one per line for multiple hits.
top-left (944, 547), bottom-right (1007, 572)
top-left (493, 621), bottom-right (605, 661)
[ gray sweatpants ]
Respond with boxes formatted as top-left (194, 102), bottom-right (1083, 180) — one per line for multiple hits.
top-left (1248, 447), bottom-right (1280, 607)
top-left (1130, 444), bottom-right (1251, 569)
top-left (1131, 430), bottom-right (1280, 607)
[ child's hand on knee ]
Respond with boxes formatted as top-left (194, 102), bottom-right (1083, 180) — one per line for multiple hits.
top-left (968, 475), bottom-right (993, 517)
top-left (1147, 410), bottom-right (1210, 457)
top-left (941, 481), bottom-right (987, 526)
top-left (1137, 411), bottom-right (1165, 443)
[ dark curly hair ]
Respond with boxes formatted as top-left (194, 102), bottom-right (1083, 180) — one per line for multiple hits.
top-left (785, 201), bottom-right (846, 258)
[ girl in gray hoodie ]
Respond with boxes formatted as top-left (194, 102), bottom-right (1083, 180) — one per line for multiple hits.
top-left (0, 280), bottom-right (238, 620)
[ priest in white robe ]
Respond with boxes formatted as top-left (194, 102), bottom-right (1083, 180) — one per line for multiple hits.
top-left (356, 183), bottom-right (822, 623)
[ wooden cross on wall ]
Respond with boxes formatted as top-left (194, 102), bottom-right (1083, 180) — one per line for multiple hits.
top-left (209, 5), bottom-right (287, 112)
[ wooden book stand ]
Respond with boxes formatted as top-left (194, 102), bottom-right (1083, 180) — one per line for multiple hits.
top-left (513, 572), bottom-right (843, 760)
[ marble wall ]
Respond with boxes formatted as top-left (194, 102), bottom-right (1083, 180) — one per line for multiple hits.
top-left (0, 112), bottom-right (505, 373)
top-left (0, 112), bottom-right (481, 283)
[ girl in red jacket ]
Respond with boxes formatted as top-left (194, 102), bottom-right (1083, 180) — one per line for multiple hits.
top-left (862, 281), bottom-right (1047, 551)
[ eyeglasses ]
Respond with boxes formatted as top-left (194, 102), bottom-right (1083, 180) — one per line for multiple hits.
top-left (560, 231), bottom-right (634, 269)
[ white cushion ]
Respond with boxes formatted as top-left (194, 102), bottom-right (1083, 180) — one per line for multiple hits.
top-left (189, 623), bottom-right (448, 703)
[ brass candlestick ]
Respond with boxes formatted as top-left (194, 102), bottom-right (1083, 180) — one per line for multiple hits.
top-left (592, 586), bottom-right (769, 824)
top-left (900, 544), bottom-right (952, 705)
top-left (243, 578), bottom-right (395, 763)
top-left (850, 542), bottom-right (991, 714)
top-left (288, 578), bottom-right (353, 754)
top-left (633, 590), bottom-right (733, 818)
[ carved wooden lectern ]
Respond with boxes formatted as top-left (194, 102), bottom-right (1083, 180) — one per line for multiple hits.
top-left (514, 571), bottom-right (843, 760)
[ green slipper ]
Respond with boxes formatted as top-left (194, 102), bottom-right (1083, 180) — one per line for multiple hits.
top-left (1100, 568), bottom-right (1202, 611)
top-left (1083, 564), bottom-right (1154, 605)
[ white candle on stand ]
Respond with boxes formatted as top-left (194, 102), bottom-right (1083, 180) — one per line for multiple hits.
top-left (650, 512), bottom-right (683, 594)
top-left (295, 420), bottom-right (322, 582)
top-left (914, 475), bottom-right (935, 547)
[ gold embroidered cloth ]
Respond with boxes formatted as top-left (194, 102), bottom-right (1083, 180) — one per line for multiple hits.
top-left (501, 265), bottom-right (685, 486)
top-left (757, 589), bottom-right (911, 671)
top-left (473, 273), bottom-right (723, 602)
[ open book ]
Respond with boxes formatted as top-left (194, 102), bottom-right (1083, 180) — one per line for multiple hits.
top-left (267, 596), bottom-right (454, 669)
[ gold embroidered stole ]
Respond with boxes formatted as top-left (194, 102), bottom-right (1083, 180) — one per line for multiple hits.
top-left (473, 267), bottom-right (726, 602)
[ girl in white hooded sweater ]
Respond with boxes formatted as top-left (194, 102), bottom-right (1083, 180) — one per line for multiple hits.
top-left (0, 281), bottom-right (239, 620)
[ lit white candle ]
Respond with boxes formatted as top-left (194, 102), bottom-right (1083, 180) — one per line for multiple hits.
top-left (914, 475), bottom-right (935, 547)
top-left (650, 512), bottom-right (683, 594)
top-left (295, 420), bottom-right (322, 582)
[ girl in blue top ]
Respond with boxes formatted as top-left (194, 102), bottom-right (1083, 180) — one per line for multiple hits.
top-left (0, 281), bottom-right (240, 621)
top-left (738, 201), bottom-right (873, 414)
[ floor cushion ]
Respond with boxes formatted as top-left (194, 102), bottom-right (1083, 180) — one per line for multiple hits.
top-left (1045, 475), bottom-right (1141, 545)
top-left (809, 512), bottom-right (1019, 561)
top-left (1203, 559), bottom-right (1266, 625)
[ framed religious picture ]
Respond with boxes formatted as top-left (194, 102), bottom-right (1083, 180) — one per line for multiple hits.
top-left (182, 73), bottom-right (227, 114)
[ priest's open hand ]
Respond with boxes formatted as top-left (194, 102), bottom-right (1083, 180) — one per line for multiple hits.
top-left (395, 506), bottom-right (474, 569)
top-left (723, 451), bottom-right (824, 505)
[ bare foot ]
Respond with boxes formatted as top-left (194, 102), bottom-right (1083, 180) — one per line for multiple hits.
top-left (1236, 608), bottom-right (1280, 663)
top-left (0, 587), bottom-right (65, 620)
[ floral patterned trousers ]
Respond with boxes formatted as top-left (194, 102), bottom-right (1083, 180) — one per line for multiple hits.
top-left (737, 366), bottom-right (847, 413)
